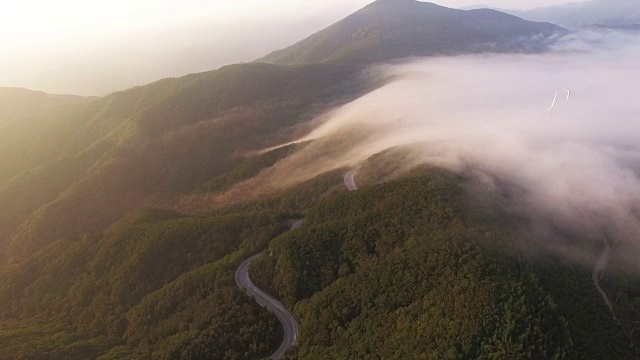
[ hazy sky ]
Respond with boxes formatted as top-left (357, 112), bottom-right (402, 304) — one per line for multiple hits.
top-left (1, 0), bottom-right (579, 95)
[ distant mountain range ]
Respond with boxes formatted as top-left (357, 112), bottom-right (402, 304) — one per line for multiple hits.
top-left (465, 0), bottom-right (640, 29)
top-left (0, 88), bottom-right (86, 127)
top-left (260, 0), bottom-right (562, 66)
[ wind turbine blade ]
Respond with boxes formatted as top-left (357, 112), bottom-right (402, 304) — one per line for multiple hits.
top-left (548, 92), bottom-right (558, 112)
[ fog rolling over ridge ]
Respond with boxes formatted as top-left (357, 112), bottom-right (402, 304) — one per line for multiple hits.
top-left (235, 30), bottom-right (640, 268)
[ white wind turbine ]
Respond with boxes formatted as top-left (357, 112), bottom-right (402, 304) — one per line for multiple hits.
top-left (547, 92), bottom-right (558, 112)
top-left (565, 85), bottom-right (586, 101)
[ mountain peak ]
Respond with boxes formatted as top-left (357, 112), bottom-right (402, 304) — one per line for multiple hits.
top-left (374, 0), bottom-right (417, 3)
top-left (259, 2), bottom-right (563, 66)
top-left (370, 0), bottom-right (444, 10)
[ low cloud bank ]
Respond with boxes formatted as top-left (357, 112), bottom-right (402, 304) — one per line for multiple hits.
top-left (244, 30), bottom-right (640, 268)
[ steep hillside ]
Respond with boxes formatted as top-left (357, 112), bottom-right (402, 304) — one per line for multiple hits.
top-left (0, 163), bottom-right (350, 359)
top-left (260, 0), bottom-right (562, 66)
top-left (251, 167), bottom-right (636, 359)
top-left (0, 63), bottom-right (364, 263)
top-left (0, 160), bottom-right (635, 359)
top-left (0, 209), bottom-right (287, 359)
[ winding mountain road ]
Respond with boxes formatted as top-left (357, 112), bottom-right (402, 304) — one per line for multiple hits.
top-left (235, 220), bottom-right (302, 359)
top-left (235, 169), bottom-right (359, 359)
top-left (593, 237), bottom-right (617, 320)
top-left (344, 169), bottom-right (359, 191)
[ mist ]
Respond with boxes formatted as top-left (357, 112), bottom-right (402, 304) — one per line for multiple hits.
top-left (213, 30), bottom-right (640, 270)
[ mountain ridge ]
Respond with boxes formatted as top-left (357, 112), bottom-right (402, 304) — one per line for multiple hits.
top-left (468, 0), bottom-right (640, 29)
top-left (0, 62), bottom-right (365, 264)
top-left (0, 1), bottom-right (569, 263)
top-left (0, 87), bottom-right (88, 126)
top-left (260, 0), bottom-right (564, 66)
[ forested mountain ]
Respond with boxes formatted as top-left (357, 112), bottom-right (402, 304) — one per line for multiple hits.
top-left (0, 162), bottom-right (351, 359)
top-left (0, 208), bottom-right (287, 359)
top-left (1, 157), bottom-right (636, 359)
top-left (0, 63), bottom-right (363, 264)
top-left (260, 0), bottom-right (563, 66)
top-left (250, 166), bottom-right (635, 359)
top-left (0, 1), bottom-right (566, 266)
top-left (1, 1), bottom-right (638, 359)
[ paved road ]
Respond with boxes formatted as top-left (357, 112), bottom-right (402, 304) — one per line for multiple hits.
top-left (593, 237), bottom-right (617, 320)
top-left (235, 220), bottom-right (302, 359)
top-left (344, 169), bottom-right (359, 191)
top-left (235, 168), bottom-right (357, 359)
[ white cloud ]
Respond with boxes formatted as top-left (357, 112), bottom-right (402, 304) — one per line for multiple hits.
top-left (249, 30), bottom-right (640, 267)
